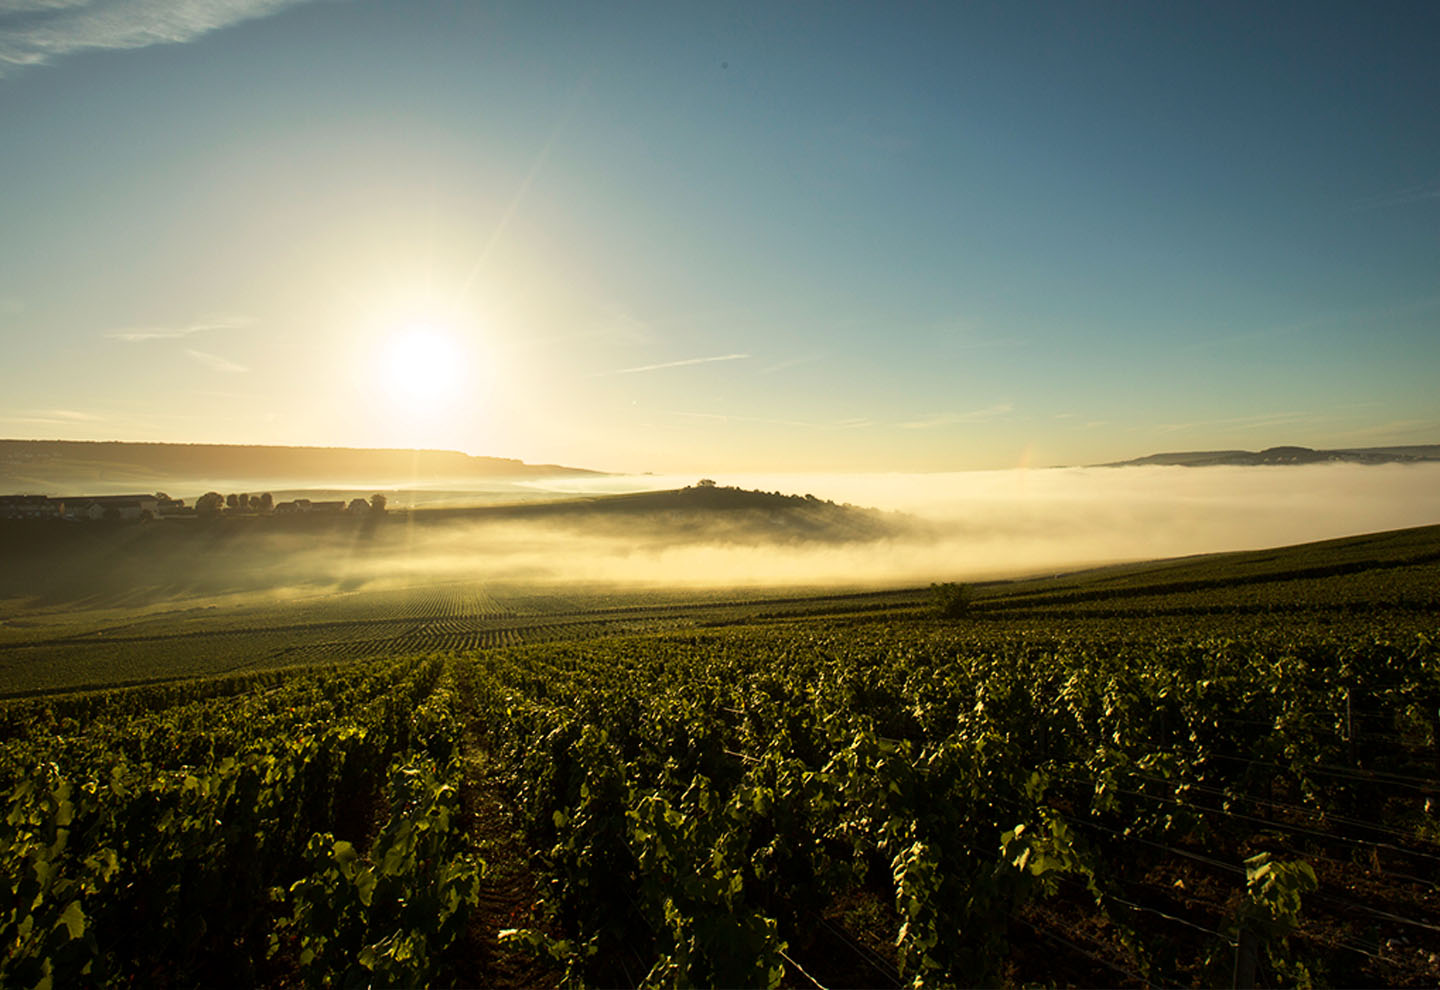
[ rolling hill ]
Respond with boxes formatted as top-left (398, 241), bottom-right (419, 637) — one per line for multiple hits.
top-left (0, 439), bottom-right (601, 492)
top-left (1098, 443), bottom-right (1440, 467)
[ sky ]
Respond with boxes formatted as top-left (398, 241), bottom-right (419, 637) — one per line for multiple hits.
top-left (1, 0), bottom-right (1437, 474)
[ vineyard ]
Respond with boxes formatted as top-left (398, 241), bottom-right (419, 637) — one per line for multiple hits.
top-left (1, 526), bottom-right (1439, 986)
top-left (0, 582), bottom-right (758, 696)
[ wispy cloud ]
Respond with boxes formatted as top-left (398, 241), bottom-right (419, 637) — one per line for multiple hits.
top-left (899, 403), bottom-right (1013, 430)
top-left (601, 353), bottom-right (750, 377)
top-left (669, 409), bottom-right (872, 431)
top-left (1152, 410), bottom-right (1320, 434)
top-left (1054, 412), bottom-right (1108, 429)
top-left (0, 0), bottom-right (317, 77)
top-left (1326, 419), bottom-right (1440, 444)
top-left (106, 314), bottom-right (253, 342)
top-left (1183, 295), bottom-right (1440, 354)
top-left (759, 354), bottom-right (822, 375)
top-left (34, 407), bottom-right (102, 421)
top-left (185, 348), bottom-right (248, 373)
top-left (2, 407), bottom-right (106, 426)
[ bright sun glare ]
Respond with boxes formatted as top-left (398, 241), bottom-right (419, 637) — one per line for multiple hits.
top-left (380, 324), bottom-right (467, 408)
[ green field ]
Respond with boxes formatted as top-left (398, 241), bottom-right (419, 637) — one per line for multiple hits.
top-left (3, 526), bottom-right (1439, 986)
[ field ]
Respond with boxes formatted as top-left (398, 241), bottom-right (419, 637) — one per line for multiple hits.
top-left (2, 525), bottom-right (1439, 986)
top-left (0, 578), bottom-right (928, 697)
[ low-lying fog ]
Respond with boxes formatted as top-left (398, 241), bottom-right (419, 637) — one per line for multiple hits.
top-left (10, 464), bottom-right (1440, 606)
top-left (508, 462), bottom-right (1440, 585)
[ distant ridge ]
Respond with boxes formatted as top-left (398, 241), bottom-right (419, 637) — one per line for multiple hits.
top-left (0, 439), bottom-right (603, 490)
top-left (1098, 444), bottom-right (1440, 467)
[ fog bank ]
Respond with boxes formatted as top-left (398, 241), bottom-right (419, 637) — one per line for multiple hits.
top-left (515, 463), bottom-right (1440, 583)
top-left (8, 464), bottom-right (1439, 605)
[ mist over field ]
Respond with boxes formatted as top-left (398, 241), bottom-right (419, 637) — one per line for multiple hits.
top-left (9, 463), bottom-right (1439, 608)
top-left (513, 462), bottom-right (1440, 585)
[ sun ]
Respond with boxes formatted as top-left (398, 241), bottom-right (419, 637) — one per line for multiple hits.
top-left (379, 324), bottom-right (467, 408)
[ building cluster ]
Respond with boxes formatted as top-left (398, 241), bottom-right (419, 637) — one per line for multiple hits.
top-left (0, 491), bottom-right (387, 521)
top-left (209, 492), bottom-right (385, 515)
top-left (273, 498), bottom-right (376, 515)
top-left (0, 493), bottom-right (176, 521)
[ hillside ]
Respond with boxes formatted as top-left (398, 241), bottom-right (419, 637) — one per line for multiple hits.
top-left (401, 483), bottom-right (916, 543)
top-left (0, 485), bottom-right (915, 606)
top-left (0, 439), bottom-right (601, 491)
top-left (966, 521), bottom-right (1440, 616)
top-left (1098, 443), bottom-right (1440, 467)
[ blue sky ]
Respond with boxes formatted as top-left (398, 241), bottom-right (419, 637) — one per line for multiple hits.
top-left (1, 0), bottom-right (1436, 472)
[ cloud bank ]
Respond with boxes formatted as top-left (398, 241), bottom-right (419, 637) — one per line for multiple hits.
top-left (0, 0), bottom-right (318, 76)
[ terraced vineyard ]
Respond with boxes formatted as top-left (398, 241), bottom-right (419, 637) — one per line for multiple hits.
top-left (2, 525), bottom-right (1439, 986)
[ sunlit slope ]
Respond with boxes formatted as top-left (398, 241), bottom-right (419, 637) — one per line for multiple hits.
top-left (973, 521), bottom-right (1440, 611)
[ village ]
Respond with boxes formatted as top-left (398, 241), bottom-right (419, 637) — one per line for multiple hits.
top-left (0, 491), bottom-right (387, 521)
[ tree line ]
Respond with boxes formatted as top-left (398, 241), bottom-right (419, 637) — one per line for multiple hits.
top-left (193, 492), bottom-right (388, 515)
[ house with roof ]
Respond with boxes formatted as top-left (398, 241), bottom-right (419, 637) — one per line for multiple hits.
top-left (64, 494), bottom-right (159, 521)
top-left (0, 495), bottom-right (64, 519)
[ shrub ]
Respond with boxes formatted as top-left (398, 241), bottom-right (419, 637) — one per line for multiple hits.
top-left (930, 582), bottom-right (973, 619)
